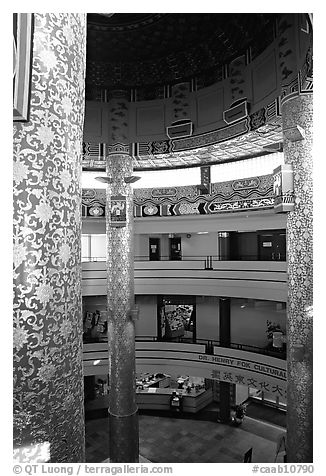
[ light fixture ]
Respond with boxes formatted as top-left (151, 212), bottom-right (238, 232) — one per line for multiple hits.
top-left (95, 176), bottom-right (113, 184)
top-left (197, 231), bottom-right (208, 234)
top-left (272, 332), bottom-right (283, 349)
top-left (124, 176), bottom-right (141, 183)
top-left (292, 342), bottom-right (307, 362)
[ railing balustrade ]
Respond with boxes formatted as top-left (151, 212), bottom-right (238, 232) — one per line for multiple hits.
top-left (82, 254), bottom-right (285, 263)
top-left (83, 334), bottom-right (286, 360)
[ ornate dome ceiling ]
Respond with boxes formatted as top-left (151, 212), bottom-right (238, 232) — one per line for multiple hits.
top-left (83, 13), bottom-right (284, 171)
top-left (86, 13), bottom-right (278, 90)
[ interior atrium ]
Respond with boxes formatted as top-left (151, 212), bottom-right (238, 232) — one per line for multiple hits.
top-left (13, 11), bottom-right (313, 467)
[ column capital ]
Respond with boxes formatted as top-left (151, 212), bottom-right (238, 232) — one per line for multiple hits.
top-left (107, 142), bottom-right (131, 155)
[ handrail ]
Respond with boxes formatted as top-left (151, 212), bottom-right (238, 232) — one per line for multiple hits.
top-left (83, 335), bottom-right (286, 360)
top-left (82, 256), bottom-right (106, 262)
top-left (82, 255), bottom-right (286, 263)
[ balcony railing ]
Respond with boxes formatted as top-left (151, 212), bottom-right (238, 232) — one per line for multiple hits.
top-left (83, 334), bottom-right (286, 360)
top-left (82, 254), bottom-right (285, 263)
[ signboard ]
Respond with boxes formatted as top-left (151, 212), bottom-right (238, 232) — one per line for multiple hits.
top-left (134, 343), bottom-right (287, 398)
top-left (273, 164), bottom-right (294, 213)
top-left (109, 195), bottom-right (126, 227)
top-left (151, 188), bottom-right (177, 198)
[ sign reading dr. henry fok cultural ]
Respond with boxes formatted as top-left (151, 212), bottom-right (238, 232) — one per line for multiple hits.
top-left (109, 195), bottom-right (127, 227)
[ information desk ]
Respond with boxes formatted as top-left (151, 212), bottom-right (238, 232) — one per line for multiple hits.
top-left (136, 373), bottom-right (171, 389)
top-left (85, 387), bottom-right (213, 414)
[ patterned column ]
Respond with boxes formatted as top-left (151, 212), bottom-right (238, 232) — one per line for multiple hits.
top-left (219, 298), bottom-right (232, 422)
top-left (282, 93), bottom-right (313, 462)
top-left (106, 91), bottom-right (139, 463)
top-left (13, 14), bottom-right (87, 462)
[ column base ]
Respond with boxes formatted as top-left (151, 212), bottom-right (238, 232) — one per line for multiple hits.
top-left (108, 411), bottom-right (139, 463)
top-left (103, 455), bottom-right (151, 463)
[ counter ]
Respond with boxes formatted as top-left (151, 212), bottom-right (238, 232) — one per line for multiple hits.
top-left (85, 387), bottom-right (213, 414)
top-left (136, 387), bottom-right (213, 413)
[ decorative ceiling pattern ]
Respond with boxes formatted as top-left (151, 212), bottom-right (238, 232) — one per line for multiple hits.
top-left (82, 173), bottom-right (275, 219)
top-left (82, 101), bottom-right (283, 171)
top-left (83, 13), bottom-right (284, 172)
top-left (86, 13), bottom-right (277, 89)
top-left (133, 121), bottom-right (283, 170)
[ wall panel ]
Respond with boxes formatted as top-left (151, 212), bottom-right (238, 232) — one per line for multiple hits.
top-left (136, 104), bottom-right (165, 137)
top-left (196, 87), bottom-right (224, 127)
top-left (252, 49), bottom-right (278, 105)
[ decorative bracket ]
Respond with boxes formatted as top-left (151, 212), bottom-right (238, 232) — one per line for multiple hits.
top-left (283, 124), bottom-right (305, 142)
top-left (95, 176), bottom-right (113, 184)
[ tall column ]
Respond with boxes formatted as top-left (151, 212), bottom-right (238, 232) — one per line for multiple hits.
top-left (106, 91), bottom-right (139, 462)
top-left (277, 13), bottom-right (313, 463)
top-left (219, 298), bottom-right (232, 422)
top-left (13, 14), bottom-right (87, 462)
top-left (282, 93), bottom-right (313, 462)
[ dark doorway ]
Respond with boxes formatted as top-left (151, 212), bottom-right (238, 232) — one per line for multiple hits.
top-left (169, 236), bottom-right (181, 260)
top-left (149, 237), bottom-right (160, 261)
top-left (258, 231), bottom-right (286, 261)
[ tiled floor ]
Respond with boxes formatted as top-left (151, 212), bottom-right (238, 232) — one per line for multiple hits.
top-left (85, 411), bottom-right (286, 464)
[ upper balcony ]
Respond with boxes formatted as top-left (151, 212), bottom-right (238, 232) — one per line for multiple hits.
top-left (82, 258), bottom-right (287, 302)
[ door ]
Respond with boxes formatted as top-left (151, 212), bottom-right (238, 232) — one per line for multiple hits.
top-left (169, 237), bottom-right (182, 260)
top-left (149, 237), bottom-right (160, 261)
top-left (258, 233), bottom-right (274, 260)
top-left (273, 232), bottom-right (286, 261)
top-left (258, 231), bottom-right (286, 261)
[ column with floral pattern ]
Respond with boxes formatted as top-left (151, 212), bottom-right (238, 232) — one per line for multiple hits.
top-left (282, 93), bottom-right (313, 463)
top-left (13, 14), bottom-right (87, 462)
top-left (106, 91), bottom-right (139, 463)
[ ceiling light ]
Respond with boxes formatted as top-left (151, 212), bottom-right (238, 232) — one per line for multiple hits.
top-left (124, 176), bottom-right (141, 183)
top-left (95, 176), bottom-right (112, 184)
top-left (197, 231), bottom-right (208, 234)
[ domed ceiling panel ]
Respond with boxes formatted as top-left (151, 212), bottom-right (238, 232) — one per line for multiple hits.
top-left (83, 12), bottom-right (283, 171)
top-left (86, 13), bottom-right (278, 89)
top-left (82, 116), bottom-right (283, 171)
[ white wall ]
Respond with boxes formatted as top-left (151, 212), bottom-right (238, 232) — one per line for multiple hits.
top-left (134, 232), bottom-right (218, 260)
top-left (134, 210), bottom-right (287, 234)
top-left (180, 232), bottom-right (218, 258)
top-left (135, 234), bottom-right (170, 259)
top-left (194, 296), bottom-right (286, 348)
top-left (134, 234), bottom-right (147, 258)
top-left (135, 295), bottom-right (157, 337)
top-left (82, 235), bottom-right (90, 259)
top-left (82, 210), bottom-right (287, 237)
top-left (91, 235), bottom-right (106, 259)
top-left (196, 296), bottom-right (220, 341)
top-left (230, 299), bottom-right (286, 347)
top-left (82, 220), bottom-right (105, 234)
